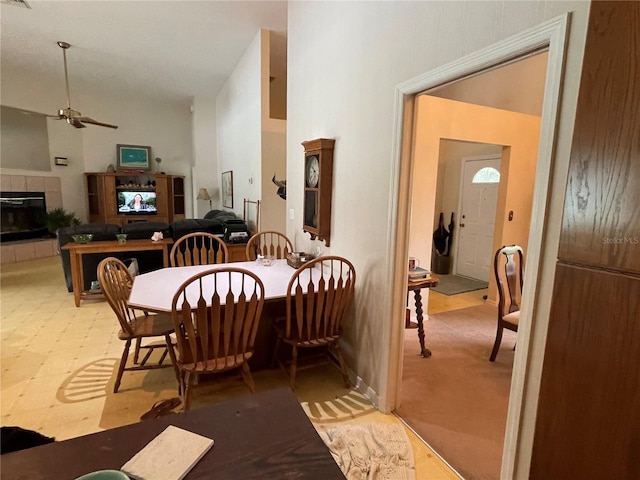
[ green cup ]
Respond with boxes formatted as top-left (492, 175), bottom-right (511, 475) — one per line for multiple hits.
top-left (115, 233), bottom-right (127, 244)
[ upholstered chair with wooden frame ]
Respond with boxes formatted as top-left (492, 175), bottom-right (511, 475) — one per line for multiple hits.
top-left (245, 231), bottom-right (293, 261)
top-left (97, 257), bottom-right (179, 393)
top-left (490, 245), bottom-right (524, 362)
top-left (272, 256), bottom-right (356, 389)
top-left (170, 232), bottom-right (229, 267)
top-left (170, 267), bottom-right (265, 410)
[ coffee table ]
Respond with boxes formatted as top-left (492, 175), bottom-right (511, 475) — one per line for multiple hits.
top-left (62, 238), bottom-right (173, 307)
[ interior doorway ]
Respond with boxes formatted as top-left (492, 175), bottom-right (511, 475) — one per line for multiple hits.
top-left (386, 15), bottom-right (571, 480)
top-left (396, 48), bottom-right (550, 479)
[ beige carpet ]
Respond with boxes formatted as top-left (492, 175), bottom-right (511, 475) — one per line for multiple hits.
top-left (396, 304), bottom-right (515, 480)
top-left (318, 423), bottom-right (416, 480)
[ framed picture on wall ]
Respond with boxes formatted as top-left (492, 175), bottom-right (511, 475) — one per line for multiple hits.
top-left (117, 144), bottom-right (151, 170)
top-left (222, 170), bottom-right (234, 208)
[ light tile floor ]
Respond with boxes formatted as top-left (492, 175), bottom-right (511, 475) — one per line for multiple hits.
top-left (1, 256), bottom-right (460, 479)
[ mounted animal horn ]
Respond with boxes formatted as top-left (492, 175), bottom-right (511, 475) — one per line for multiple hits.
top-left (272, 174), bottom-right (286, 200)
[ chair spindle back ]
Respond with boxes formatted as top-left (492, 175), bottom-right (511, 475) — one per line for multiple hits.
top-left (171, 268), bottom-right (265, 371)
top-left (286, 256), bottom-right (356, 341)
top-left (245, 231), bottom-right (293, 261)
top-left (170, 232), bottom-right (229, 267)
top-left (97, 257), bottom-right (137, 336)
top-left (494, 245), bottom-right (524, 316)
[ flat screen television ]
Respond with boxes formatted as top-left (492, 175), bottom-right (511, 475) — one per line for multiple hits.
top-left (117, 190), bottom-right (158, 215)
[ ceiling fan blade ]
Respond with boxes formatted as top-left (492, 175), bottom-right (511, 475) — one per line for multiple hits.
top-left (69, 118), bottom-right (86, 128)
top-left (54, 42), bottom-right (118, 130)
top-left (77, 116), bottom-right (119, 129)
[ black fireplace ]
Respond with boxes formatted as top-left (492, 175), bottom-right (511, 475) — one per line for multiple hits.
top-left (0, 192), bottom-right (48, 243)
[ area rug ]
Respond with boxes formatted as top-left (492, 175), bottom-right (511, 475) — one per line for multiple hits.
top-left (317, 423), bottom-right (416, 480)
top-left (431, 274), bottom-right (488, 296)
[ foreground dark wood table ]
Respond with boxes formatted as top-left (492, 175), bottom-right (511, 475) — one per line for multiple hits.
top-left (407, 275), bottom-right (439, 358)
top-left (1, 388), bottom-right (345, 480)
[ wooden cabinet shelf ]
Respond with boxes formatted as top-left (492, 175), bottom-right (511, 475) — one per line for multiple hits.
top-left (85, 172), bottom-right (185, 225)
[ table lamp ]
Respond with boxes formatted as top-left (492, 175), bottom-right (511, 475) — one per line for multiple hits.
top-left (197, 187), bottom-right (212, 209)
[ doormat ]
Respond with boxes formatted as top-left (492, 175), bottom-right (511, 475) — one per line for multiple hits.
top-left (432, 274), bottom-right (488, 296)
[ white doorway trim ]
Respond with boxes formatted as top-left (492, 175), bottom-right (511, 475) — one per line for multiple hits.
top-left (384, 14), bottom-right (570, 480)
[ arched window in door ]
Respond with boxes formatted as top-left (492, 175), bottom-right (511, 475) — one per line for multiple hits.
top-left (472, 166), bottom-right (500, 184)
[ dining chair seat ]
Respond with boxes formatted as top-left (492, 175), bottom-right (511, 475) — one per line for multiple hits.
top-left (180, 352), bottom-right (255, 374)
top-left (273, 320), bottom-right (340, 346)
top-left (502, 311), bottom-right (520, 325)
top-left (117, 313), bottom-right (174, 340)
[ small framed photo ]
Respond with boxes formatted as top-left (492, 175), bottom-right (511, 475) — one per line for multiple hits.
top-left (54, 156), bottom-right (69, 166)
top-left (117, 144), bottom-right (151, 170)
top-left (222, 170), bottom-right (234, 208)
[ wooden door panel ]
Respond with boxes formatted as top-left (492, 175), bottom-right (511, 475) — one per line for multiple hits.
top-left (558, 1), bottom-right (640, 274)
top-left (531, 263), bottom-right (640, 479)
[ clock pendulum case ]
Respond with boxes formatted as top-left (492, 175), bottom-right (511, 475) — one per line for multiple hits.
top-left (302, 138), bottom-right (335, 246)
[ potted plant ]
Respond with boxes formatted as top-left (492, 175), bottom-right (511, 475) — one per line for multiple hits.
top-left (44, 208), bottom-right (81, 236)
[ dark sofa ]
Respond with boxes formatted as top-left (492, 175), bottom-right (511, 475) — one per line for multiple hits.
top-left (57, 210), bottom-right (244, 292)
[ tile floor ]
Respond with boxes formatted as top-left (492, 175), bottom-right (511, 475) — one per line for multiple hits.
top-left (1, 256), bottom-right (460, 479)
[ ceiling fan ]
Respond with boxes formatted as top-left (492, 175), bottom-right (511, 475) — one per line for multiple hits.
top-left (53, 41), bottom-right (118, 129)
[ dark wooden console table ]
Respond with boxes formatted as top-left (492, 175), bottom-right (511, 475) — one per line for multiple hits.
top-left (407, 275), bottom-right (439, 358)
top-left (62, 238), bottom-right (173, 307)
top-left (1, 388), bottom-right (345, 480)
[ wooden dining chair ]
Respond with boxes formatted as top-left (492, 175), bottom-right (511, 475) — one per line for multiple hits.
top-left (489, 245), bottom-right (524, 362)
top-left (97, 257), bottom-right (179, 393)
top-left (245, 231), bottom-right (293, 261)
top-left (170, 267), bottom-right (265, 410)
top-left (272, 256), bottom-right (356, 389)
top-left (170, 232), bottom-right (229, 267)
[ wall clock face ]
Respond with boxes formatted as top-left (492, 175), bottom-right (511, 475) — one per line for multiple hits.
top-left (306, 155), bottom-right (319, 187)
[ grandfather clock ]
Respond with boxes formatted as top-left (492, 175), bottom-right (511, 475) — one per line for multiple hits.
top-left (302, 138), bottom-right (335, 246)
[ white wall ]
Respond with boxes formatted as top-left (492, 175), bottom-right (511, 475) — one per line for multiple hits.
top-left (261, 129), bottom-right (286, 231)
top-left (192, 96), bottom-right (219, 218)
top-left (0, 106), bottom-right (51, 171)
top-left (47, 118), bottom-right (86, 220)
top-left (1, 64), bottom-right (194, 220)
top-left (217, 29), bottom-right (287, 231)
top-left (286, 0), bottom-right (590, 403)
top-left (216, 31), bottom-right (262, 218)
top-left (261, 30), bottom-right (287, 233)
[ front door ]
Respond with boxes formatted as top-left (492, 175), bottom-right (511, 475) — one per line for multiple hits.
top-left (455, 156), bottom-right (501, 281)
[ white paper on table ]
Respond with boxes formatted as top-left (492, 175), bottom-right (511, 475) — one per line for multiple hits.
top-left (121, 425), bottom-right (214, 480)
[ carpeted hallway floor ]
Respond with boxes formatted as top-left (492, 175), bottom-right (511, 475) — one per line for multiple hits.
top-left (397, 304), bottom-right (516, 480)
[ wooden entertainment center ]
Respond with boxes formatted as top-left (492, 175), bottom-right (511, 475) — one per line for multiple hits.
top-left (85, 172), bottom-right (185, 225)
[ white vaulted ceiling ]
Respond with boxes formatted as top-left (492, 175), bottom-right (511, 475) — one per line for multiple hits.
top-left (1, 0), bottom-right (287, 103)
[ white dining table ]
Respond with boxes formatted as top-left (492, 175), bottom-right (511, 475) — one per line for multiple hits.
top-left (128, 259), bottom-right (313, 313)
